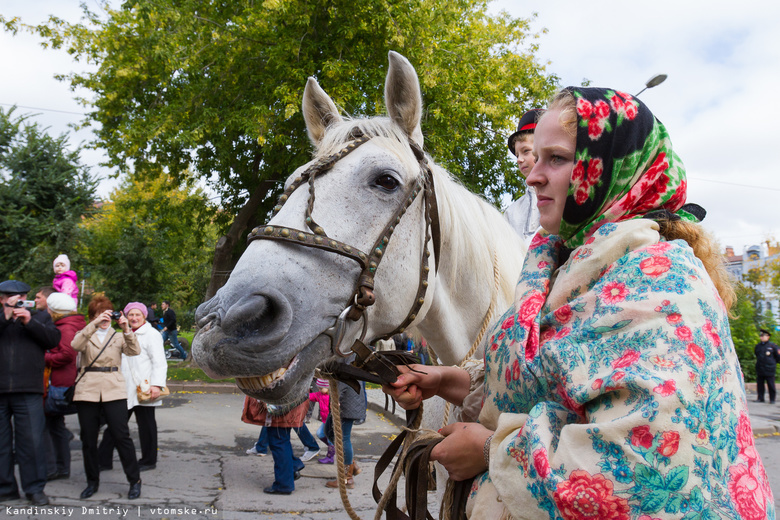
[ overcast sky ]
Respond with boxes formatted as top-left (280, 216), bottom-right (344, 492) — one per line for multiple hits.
top-left (2, 1), bottom-right (778, 256)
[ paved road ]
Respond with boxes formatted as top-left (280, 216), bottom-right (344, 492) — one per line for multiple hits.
top-left (4, 386), bottom-right (780, 519)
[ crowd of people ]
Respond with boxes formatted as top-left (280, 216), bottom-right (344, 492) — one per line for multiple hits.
top-left (0, 255), bottom-right (172, 505)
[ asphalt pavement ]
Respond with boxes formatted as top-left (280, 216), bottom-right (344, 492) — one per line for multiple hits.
top-left (3, 383), bottom-right (780, 520)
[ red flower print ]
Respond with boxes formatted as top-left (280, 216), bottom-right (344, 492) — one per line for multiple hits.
top-left (505, 366), bottom-right (512, 385)
top-left (696, 428), bottom-right (709, 445)
top-left (584, 236), bottom-right (596, 245)
top-left (553, 470), bottom-right (630, 520)
top-left (519, 292), bottom-right (545, 325)
top-left (501, 313), bottom-right (515, 330)
top-left (657, 431), bottom-right (680, 457)
top-left (572, 160), bottom-right (585, 183)
top-left (540, 327), bottom-right (556, 344)
top-left (653, 379), bottom-right (676, 397)
top-left (592, 378), bottom-right (603, 390)
top-left (612, 371), bottom-right (626, 382)
top-left (686, 343), bottom-right (705, 366)
top-left (612, 350), bottom-right (640, 369)
top-left (525, 322), bottom-right (540, 361)
top-left (640, 255), bottom-right (672, 276)
top-left (586, 158), bottom-right (603, 185)
top-left (609, 91), bottom-right (638, 121)
top-left (533, 448), bottom-right (551, 478)
top-left (577, 99), bottom-right (612, 140)
top-left (646, 242), bottom-right (671, 255)
top-left (538, 261), bottom-right (550, 269)
top-left (703, 320), bottom-right (722, 347)
top-left (630, 425), bottom-right (654, 449)
top-left (664, 180), bottom-right (687, 211)
top-left (665, 313), bottom-right (682, 325)
top-left (574, 185), bottom-right (590, 205)
top-left (555, 327), bottom-right (572, 339)
top-left (675, 326), bottom-right (693, 342)
top-left (530, 233), bottom-right (550, 249)
top-left (728, 463), bottom-right (768, 520)
top-left (736, 411), bottom-right (754, 451)
top-left (651, 356), bottom-right (677, 369)
top-left (601, 281), bottom-right (628, 304)
top-left (512, 359), bottom-right (521, 381)
top-left (554, 305), bottom-right (573, 324)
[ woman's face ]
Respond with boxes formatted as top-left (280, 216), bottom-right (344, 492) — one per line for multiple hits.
top-left (527, 108), bottom-right (575, 235)
top-left (127, 309), bottom-right (146, 329)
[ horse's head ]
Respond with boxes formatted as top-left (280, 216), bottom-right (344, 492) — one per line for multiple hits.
top-left (193, 52), bottom-right (438, 405)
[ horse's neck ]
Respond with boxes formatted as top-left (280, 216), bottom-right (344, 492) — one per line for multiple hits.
top-left (415, 184), bottom-right (525, 366)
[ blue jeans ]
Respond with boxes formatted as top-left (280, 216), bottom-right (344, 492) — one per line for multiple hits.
top-left (267, 427), bottom-right (305, 493)
top-left (255, 425), bottom-right (319, 452)
top-left (163, 329), bottom-right (187, 360)
top-left (325, 415), bottom-right (355, 465)
top-left (0, 393), bottom-right (48, 496)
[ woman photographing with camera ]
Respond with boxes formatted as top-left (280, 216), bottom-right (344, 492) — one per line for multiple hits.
top-left (71, 295), bottom-right (142, 500)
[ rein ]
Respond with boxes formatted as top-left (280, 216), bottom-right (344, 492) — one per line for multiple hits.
top-left (246, 130), bottom-right (441, 358)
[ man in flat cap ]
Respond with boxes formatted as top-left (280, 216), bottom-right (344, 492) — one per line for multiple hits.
top-left (754, 328), bottom-right (780, 404)
top-left (0, 279), bottom-right (60, 506)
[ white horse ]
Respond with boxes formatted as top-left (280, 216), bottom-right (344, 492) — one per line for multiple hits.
top-left (193, 52), bottom-right (526, 417)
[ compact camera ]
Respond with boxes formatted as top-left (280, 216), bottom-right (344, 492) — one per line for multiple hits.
top-left (110, 311), bottom-right (122, 320)
top-left (10, 300), bottom-right (35, 309)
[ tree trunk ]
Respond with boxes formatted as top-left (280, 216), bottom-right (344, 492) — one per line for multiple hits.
top-left (204, 180), bottom-right (274, 301)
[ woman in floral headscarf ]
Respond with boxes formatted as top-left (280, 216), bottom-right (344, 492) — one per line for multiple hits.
top-left (383, 87), bottom-right (773, 519)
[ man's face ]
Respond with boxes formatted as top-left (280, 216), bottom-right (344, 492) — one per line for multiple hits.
top-left (161, 302), bottom-right (168, 311)
top-left (761, 333), bottom-right (770, 342)
top-left (1, 293), bottom-right (26, 307)
top-left (35, 291), bottom-right (48, 310)
top-left (514, 135), bottom-right (536, 178)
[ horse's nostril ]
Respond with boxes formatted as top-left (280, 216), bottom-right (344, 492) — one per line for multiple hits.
top-left (221, 289), bottom-right (293, 344)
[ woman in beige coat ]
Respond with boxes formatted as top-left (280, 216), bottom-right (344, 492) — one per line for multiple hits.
top-left (71, 295), bottom-right (142, 500)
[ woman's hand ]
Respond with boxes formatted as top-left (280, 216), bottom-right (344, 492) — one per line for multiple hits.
top-left (98, 309), bottom-right (113, 327)
top-left (117, 312), bottom-right (130, 333)
top-left (150, 386), bottom-right (162, 400)
top-left (381, 364), bottom-right (443, 410)
top-left (431, 422), bottom-right (493, 481)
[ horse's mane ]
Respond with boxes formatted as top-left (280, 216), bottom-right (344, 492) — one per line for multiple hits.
top-left (314, 116), bottom-right (522, 303)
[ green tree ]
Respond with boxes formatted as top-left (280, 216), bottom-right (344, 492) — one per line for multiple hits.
top-left (79, 171), bottom-right (217, 310)
top-left (0, 107), bottom-right (97, 286)
top-left (729, 283), bottom-right (761, 382)
top-left (9, 0), bottom-right (558, 297)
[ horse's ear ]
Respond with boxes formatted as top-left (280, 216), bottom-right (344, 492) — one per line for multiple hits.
top-left (303, 77), bottom-right (343, 146)
top-left (385, 51), bottom-right (424, 146)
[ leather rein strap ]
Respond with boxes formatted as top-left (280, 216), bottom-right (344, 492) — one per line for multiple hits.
top-left (246, 130), bottom-right (441, 350)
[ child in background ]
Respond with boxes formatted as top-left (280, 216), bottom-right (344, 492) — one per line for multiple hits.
top-left (311, 379), bottom-right (335, 464)
top-left (52, 254), bottom-right (79, 305)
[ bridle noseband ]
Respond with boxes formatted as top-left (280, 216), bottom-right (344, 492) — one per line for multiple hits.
top-left (246, 129), bottom-right (441, 356)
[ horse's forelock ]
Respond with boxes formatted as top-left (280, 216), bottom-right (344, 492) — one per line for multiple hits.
top-left (314, 117), bottom-right (422, 179)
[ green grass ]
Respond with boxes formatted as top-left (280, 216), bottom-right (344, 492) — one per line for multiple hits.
top-left (166, 362), bottom-right (234, 384)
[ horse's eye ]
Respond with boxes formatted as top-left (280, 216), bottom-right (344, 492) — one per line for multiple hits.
top-left (375, 174), bottom-right (400, 191)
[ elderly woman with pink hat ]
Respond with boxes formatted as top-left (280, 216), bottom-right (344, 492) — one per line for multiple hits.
top-left (98, 302), bottom-right (167, 473)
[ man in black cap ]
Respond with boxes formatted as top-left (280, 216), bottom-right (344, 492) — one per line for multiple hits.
top-left (754, 329), bottom-right (780, 404)
top-left (504, 108), bottom-right (544, 242)
top-left (0, 280), bottom-right (60, 506)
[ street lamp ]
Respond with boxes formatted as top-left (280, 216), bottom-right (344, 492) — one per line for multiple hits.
top-left (635, 74), bottom-right (668, 97)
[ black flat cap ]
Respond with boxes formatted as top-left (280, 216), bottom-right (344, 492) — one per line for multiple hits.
top-left (0, 280), bottom-right (31, 295)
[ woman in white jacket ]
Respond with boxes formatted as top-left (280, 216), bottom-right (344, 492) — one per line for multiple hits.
top-left (98, 302), bottom-right (167, 472)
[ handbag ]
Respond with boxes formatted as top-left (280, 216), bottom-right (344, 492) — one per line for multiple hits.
top-left (136, 383), bottom-right (171, 404)
top-left (44, 385), bottom-right (77, 415)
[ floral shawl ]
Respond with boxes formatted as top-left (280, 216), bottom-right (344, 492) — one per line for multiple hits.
top-left (464, 89), bottom-right (773, 519)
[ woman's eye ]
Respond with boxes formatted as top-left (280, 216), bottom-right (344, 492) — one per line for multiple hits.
top-left (375, 174), bottom-right (400, 191)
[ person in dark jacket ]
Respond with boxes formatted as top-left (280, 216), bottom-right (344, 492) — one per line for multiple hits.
top-left (755, 329), bottom-right (780, 404)
top-left (161, 301), bottom-right (186, 359)
top-left (44, 292), bottom-right (86, 481)
top-left (0, 280), bottom-right (60, 506)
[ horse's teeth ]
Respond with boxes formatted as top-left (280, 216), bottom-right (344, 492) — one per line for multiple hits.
top-left (237, 367), bottom-right (287, 391)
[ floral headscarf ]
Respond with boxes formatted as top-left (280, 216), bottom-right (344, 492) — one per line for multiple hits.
top-left (557, 87), bottom-right (702, 249)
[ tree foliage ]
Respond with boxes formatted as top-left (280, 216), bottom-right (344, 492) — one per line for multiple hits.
top-left (78, 171), bottom-right (217, 310)
top-left (11, 0), bottom-right (558, 295)
top-left (0, 107), bottom-right (97, 287)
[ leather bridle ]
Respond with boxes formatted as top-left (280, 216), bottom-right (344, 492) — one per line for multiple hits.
top-left (246, 129), bottom-right (441, 357)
